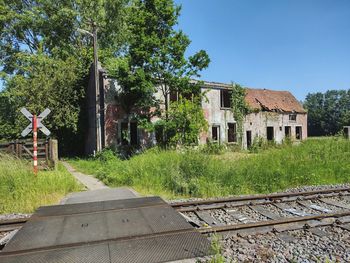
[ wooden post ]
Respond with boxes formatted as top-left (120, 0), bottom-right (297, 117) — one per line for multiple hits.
top-left (49, 139), bottom-right (58, 170)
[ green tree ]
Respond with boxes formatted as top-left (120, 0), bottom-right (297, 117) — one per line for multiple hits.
top-left (155, 97), bottom-right (208, 146)
top-left (0, 0), bottom-right (128, 153)
top-left (115, 0), bottom-right (210, 121)
top-left (304, 89), bottom-right (350, 136)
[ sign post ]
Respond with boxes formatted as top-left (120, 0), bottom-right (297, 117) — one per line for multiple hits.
top-left (21, 108), bottom-right (51, 175)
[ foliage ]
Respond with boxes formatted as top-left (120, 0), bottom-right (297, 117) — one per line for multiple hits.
top-left (200, 141), bottom-right (226, 155)
top-left (154, 98), bottom-right (208, 146)
top-left (115, 0), bottom-right (210, 120)
top-left (209, 234), bottom-right (226, 263)
top-left (304, 90), bottom-right (350, 136)
top-left (69, 137), bottom-right (350, 199)
top-left (0, 0), bottom-right (128, 154)
top-left (230, 84), bottom-right (251, 145)
top-left (0, 154), bottom-right (81, 213)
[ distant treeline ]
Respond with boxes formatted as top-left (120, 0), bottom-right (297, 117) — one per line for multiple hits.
top-left (304, 90), bottom-right (350, 136)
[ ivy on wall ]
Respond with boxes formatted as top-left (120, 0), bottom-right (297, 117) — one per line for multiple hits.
top-left (230, 84), bottom-right (251, 146)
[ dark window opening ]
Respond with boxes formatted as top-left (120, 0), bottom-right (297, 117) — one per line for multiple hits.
top-left (285, 126), bottom-right (291, 137)
top-left (267, 127), bottom-right (274, 141)
top-left (121, 122), bottom-right (129, 145)
top-left (344, 127), bottom-right (349, 139)
top-left (246, 130), bottom-right (252, 148)
top-left (220, 89), bottom-right (232, 108)
top-left (212, 126), bottom-right (220, 142)
top-left (227, 123), bottom-right (237, 143)
top-left (296, 126), bottom-right (302, 140)
top-left (289, 114), bottom-right (297, 121)
top-left (130, 122), bottom-right (138, 145)
top-left (170, 90), bottom-right (178, 102)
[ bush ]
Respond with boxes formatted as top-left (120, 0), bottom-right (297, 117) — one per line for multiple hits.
top-left (200, 141), bottom-right (226, 154)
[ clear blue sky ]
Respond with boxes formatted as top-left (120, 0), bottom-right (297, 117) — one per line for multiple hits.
top-left (175, 0), bottom-right (350, 100)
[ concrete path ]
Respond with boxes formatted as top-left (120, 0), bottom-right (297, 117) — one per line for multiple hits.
top-left (61, 161), bottom-right (108, 190)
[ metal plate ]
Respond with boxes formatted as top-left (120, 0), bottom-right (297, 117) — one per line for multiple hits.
top-left (0, 232), bottom-right (210, 263)
top-left (3, 205), bottom-right (191, 252)
top-left (0, 196), bottom-right (211, 262)
top-left (34, 196), bottom-right (165, 217)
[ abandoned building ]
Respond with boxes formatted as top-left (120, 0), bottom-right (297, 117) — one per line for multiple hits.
top-left (85, 67), bottom-right (307, 155)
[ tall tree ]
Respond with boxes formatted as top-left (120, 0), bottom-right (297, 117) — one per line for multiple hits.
top-left (115, 0), bottom-right (210, 121)
top-left (304, 89), bottom-right (350, 136)
top-left (0, 0), bottom-right (128, 153)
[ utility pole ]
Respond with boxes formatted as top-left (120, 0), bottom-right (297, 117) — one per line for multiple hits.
top-left (78, 22), bottom-right (102, 153)
top-left (92, 22), bottom-right (102, 153)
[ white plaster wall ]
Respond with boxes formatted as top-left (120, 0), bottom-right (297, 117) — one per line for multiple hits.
top-left (201, 87), bottom-right (236, 143)
top-left (243, 112), bottom-right (307, 148)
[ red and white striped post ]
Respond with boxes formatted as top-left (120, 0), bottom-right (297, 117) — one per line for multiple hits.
top-left (32, 115), bottom-right (38, 175)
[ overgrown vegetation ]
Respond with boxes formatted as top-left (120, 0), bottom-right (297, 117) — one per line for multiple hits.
top-left (69, 137), bottom-right (350, 199)
top-left (230, 84), bottom-right (251, 146)
top-left (154, 97), bottom-right (208, 146)
top-left (0, 154), bottom-right (82, 213)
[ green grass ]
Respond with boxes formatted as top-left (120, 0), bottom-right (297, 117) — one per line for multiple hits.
top-left (0, 154), bottom-right (82, 214)
top-left (69, 137), bottom-right (350, 199)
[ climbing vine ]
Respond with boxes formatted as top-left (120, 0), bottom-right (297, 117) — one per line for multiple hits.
top-left (231, 84), bottom-right (251, 146)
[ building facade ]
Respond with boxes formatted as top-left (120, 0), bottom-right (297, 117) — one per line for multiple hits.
top-left (85, 71), bottom-right (307, 155)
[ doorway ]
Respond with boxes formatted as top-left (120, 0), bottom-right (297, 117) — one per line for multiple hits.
top-left (246, 130), bottom-right (252, 148)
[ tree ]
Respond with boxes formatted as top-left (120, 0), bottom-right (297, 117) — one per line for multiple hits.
top-left (155, 97), bottom-right (208, 146)
top-left (115, 0), bottom-right (210, 122)
top-left (0, 0), bottom-right (128, 154)
top-left (304, 89), bottom-right (350, 136)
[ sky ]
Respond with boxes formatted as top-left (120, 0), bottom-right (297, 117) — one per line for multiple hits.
top-left (174, 0), bottom-right (350, 100)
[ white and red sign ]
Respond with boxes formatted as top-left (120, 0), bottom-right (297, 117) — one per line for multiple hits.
top-left (20, 108), bottom-right (51, 174)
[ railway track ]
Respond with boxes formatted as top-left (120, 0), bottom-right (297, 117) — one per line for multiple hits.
top-left (1, 187), bottom-right (350, 245)
top-left (171, 187), bottom-right (350, 236)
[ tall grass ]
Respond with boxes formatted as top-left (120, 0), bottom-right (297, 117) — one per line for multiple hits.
top-left (0, 154), bottom-right (82, 213)
top-left (69, 138), bottom-right (350, 199)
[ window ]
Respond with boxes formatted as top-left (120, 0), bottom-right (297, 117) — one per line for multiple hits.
top-left (296, 126), bottom-right (302, 140)
top-left (227, 123), bottom-right (237, 143)
top-left (120, 122), bottom-right (139, 146)
top-left (130, 122), bottom-right (138, 145)
top-left (289, 114), bottom-right (297, 121)
top-left (267, 127), bottom-right (274, 141)
top-left (285, 126), bottom-right (291, 137)
top-left (121, 122), bottom-right (129, 145)
top-left (212, 126), bottom-right (220, 142)
top-left (170, 90), bottom-right (178, 102)
top-left (220, 89), bottom-right (232, 108)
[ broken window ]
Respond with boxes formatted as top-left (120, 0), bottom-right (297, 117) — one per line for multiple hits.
top-left (121, 122), bottom-right (129, 145)
top-left (289, 114), bottom-right (297, 121)
top-left (296, 126), bottom-right (302, 140)
top-left (212, 126), bottom-right (220, 142)
top-left (227, 123), bottom-right (237, 143)
top-left (120, 122), bottom-right (138, 146)
top-left (267, 127), bottom-right (274, 141)
top-left (130, 122), bottom-right (138, 145)
top-left (170, 90), bottom-right (178, 102)
top-left (220, 89), bottom-right (232, 108)
top-left (285, 126), bottom-right (291, 137)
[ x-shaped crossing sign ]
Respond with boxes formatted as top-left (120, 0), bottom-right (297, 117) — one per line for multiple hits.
top-left (21, 108), bottom-right (51, 137)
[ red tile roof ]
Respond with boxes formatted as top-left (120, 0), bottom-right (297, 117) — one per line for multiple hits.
top-left (245, 88), bottom-right (306, 113)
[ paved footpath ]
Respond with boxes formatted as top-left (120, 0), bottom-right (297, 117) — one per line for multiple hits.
top-left (61, 161), bottom-right (108, 190)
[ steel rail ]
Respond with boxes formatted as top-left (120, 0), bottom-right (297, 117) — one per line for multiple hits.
top-left (198, 210), bottom-right (350, 234)
top-left (0, 218), bottom-right (28, 232)
top-left (171, 187), bottom-right (350, 210)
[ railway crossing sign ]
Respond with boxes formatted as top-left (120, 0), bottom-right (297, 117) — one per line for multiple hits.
top-left (20, 108), bottom-right (51, 174)
top-left (21, 108), bottom-right (51, 137)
